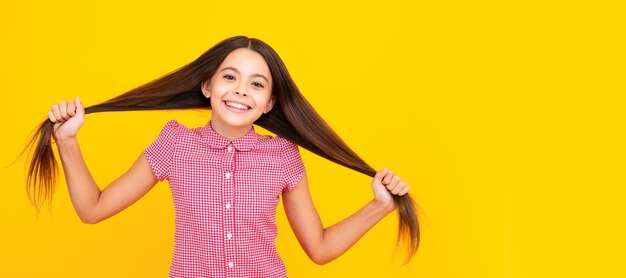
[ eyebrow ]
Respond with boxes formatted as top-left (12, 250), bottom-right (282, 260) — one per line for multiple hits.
top-left (220, 67), bottom-right (270, 83)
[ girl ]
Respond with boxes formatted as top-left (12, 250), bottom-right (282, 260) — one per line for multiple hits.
top-left (25, 36), bottom-right (420, 277)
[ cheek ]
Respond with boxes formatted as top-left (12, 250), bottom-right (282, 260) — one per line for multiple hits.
top-left (254, 95), bottom-right (272, 108)
top-left (209, 83), bottom-right (234, 101)
top-left (212, 82), bottom-right (232, 92)
top-left (209, 97), bottom-right (221, 109)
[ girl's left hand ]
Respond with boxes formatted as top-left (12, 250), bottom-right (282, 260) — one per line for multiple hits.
top-left (371, 168), bottom-right (410, 210)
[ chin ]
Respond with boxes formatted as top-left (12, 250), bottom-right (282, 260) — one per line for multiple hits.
top-left (223, 116), bottom-right (258, 128)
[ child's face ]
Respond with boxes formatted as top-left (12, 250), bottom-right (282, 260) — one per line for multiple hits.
top-left (201, 47), bottom-right (275, 129)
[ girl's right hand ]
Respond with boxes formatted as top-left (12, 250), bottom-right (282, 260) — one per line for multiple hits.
top-left (48, 96), bottom-right (85, 141)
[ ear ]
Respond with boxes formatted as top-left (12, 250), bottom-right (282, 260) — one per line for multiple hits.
top-left (200, 79), bottom-right (211, 98)
top-left (264, 96), bottom-right (276, 114)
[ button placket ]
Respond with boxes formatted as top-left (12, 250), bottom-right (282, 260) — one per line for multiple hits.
top-left (223, 143), bottom-right (236, 271)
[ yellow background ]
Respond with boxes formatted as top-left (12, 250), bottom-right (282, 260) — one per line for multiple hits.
top-left (1, 0), bottom-right (624, 277)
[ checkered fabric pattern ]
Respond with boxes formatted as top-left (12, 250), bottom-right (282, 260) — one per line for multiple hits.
top-left (143, 119), bottom-right (306, 278)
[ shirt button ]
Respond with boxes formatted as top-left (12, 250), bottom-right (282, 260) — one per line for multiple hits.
top-left (226, 233), bottom-right (232, 239)
top-left (227, 145), bottom-right (233, 152)
top-left (225, 203), bottom-right (231, 209)
top-left (225, 172), bottom-right (231, 179)
top-left (227, 262), bottom-right (234, 268)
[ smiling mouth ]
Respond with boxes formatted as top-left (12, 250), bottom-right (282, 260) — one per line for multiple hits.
top-left (224, 101), bottom-right (251, 111)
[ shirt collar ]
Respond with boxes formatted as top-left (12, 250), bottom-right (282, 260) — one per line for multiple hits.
top-left (200, 121), bottom-right (258, 152)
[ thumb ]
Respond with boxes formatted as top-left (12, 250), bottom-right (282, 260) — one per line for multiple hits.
top-left (75, 96), bottom-right (85, 116)
top-left (373, 168), bottom-right (389, 184)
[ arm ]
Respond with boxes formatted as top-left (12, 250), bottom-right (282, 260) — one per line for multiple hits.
top-left (50, 96), bottom-right (159, 224)
top-left (282, 169), bottom-right (410, 265)
top-left (56, 138), bottom-right (158, 224)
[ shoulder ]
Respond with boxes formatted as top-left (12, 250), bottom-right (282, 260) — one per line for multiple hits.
top-left (159, 119), bottom-right (201, 137)
top-left (273, 136), bottom-right (301, 157)
top-left (153, 120), bottom-right (208, 147)
top-left (251, 134), bottom-right (301, 157)
top-left (274, 136), bottom-right (298, 148)
top-left (150, 120), bottom-right (182, 140)
top-left (257, 134), bottom-right (298, 149)
top-left (159, 119), bottom-right (183, 133)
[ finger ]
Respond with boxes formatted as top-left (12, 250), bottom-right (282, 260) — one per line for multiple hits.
top-left (386, 176), bottom-right (400, 191)
top-left (398, 184), bottom-right (410, 196)
top-left (382, 170), bottom-right (394, 185)
top-left (48, 111), bottom-right (57, 123)
top-left (75, 96), bottom-right (85, 117)
top-left (52, 121), bottom-right (61, 134)
top-left (391, 181), bottom-right (405, 195)
top-left (67, 100), bottom-right (76, 116)
top-left (59, 100), bottom-right (70, 120)
top-left (51, 104), bottom-right (63, 122)
top-left (373, 168), bottom-right (389, 183)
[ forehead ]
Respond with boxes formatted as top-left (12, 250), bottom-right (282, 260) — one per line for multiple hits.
top-left (220, 48), bottom-right (271, 77)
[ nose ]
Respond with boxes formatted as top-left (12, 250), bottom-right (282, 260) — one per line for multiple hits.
top-left (234, 90), bottom-right (247, 97)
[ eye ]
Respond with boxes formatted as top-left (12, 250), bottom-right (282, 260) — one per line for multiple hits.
top-left (252, 82), bottom-right (264, 88)
top-left (223, 74), bottom-right (235, 80)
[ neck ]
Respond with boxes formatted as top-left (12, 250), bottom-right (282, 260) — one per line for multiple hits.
top-left (209, 120), bottom-right (252, 141)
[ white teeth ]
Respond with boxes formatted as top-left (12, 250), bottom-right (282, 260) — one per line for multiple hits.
top-left (225, 101), bottom-right (249, 110)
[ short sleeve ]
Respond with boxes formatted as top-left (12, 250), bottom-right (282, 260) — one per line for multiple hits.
top-left (143, 120), bottom-right (181, 181)
top-left (280, 138), bottom-right (306, 192)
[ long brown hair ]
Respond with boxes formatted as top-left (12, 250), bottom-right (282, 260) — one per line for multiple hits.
top-left (23, 36), bottom-right (420, 261)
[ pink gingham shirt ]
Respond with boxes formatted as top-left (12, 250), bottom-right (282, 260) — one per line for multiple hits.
top-left (143, 120), bottom-right (306, 278)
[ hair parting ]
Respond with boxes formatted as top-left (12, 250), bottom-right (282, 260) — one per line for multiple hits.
top-left (22, 35), bottom-right (420, 261)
